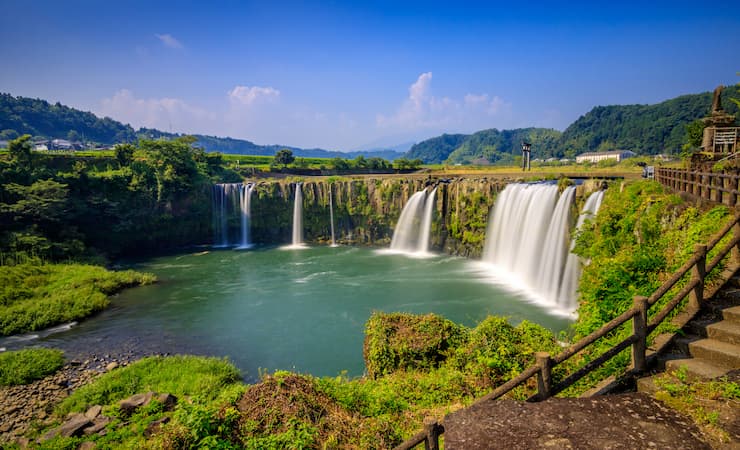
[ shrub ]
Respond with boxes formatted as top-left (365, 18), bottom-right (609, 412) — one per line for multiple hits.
top-left (363, 312), bottom-right (466, 378)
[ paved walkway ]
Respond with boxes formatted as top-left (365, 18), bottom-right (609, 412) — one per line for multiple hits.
top-left (443, 393), bottom-right (710, 450)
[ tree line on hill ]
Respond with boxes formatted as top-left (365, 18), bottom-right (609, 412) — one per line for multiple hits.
top-left (403, 84), bottom-right (740, 164)
top-left (2, 84), bottom-right (739, 165)
top-left (0, 93), bottom-right (404, 160)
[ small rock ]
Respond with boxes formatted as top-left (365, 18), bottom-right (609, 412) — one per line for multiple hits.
top-left (105, 362), bottom-right (119, 371)
top-left (84, 405), bottom-right (102, 420)
top-left (144, 416), bottom-right (170, 437)
top-left (157, 393), bottom-right (178, 411)
top-left (83, 417), bottom-right (110, 436)
top-left (119, 392), bottom-right (155, 416)
top-left (58, 413), bottom-right (92, 438)
top-left (78, 441), bottom-right (96, 450)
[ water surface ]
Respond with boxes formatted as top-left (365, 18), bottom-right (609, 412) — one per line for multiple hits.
top-left (3, 246), bottom-right (571, 381)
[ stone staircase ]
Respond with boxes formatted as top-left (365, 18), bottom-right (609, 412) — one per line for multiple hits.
top-left (651, 283), bottom-right (740, 382)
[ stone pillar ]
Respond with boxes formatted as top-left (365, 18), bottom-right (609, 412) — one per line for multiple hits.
top-left (702, 126), bottom-right (715, 152)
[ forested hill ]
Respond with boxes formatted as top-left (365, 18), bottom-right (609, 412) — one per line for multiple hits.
top-left (0, 93), bottom-right (137, 144)
top-left (404, 85), bottom-right (740, 164)
top-left (556, 85), bottom-right (740, 157)
top-left (404, 128), bottom-right (561, 164)
top-left (0, 93), bottom-right (404, 160)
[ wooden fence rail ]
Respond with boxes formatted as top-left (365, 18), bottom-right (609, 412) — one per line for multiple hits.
top-left (656, 167), bottom-right (740, 206)
top-left (394, 209), bottom-right (740, 450)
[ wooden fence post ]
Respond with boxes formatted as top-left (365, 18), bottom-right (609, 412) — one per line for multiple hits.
top-left (423, 417), bottom-right (441, 450)
top-left (631, 296), bottom-right (648, 372)
top-left (733, 211), bottom-right (740, 263)
top-left (690, 244), bottom-right (707, 311)
top-left (535, 352), bottom-right (552, 400)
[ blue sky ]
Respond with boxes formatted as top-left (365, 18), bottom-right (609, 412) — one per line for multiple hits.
top-left (1, 1), bottom-right (739, 151)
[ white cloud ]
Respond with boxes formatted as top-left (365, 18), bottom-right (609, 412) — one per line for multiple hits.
top-left (99, 89), bottom-right (214, 132)
top-left (377, 72), bottom-right (512, 134)
top-left (155, 33), bottom-right (183, 49)
top-left (228, 85), bottom-right (281, 106)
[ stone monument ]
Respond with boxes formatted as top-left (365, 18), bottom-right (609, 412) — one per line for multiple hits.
top-left (701, 85), bottom-right (737, 153)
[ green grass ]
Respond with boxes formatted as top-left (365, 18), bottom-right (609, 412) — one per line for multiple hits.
top-left (0, 262), bottom-right (155, 336)
top-left (56, 355), bottom-right (243, 416)
top-left (0, 348), bottom-right (65, 386)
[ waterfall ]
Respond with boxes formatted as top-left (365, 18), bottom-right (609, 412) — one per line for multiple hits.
top-left (556, 190), bottom-right (605, 311)
top-left (482, 183), bottom-right (580, 313)
top-left (291, 183), bottom-right (304, 247)
top-left (213, 183), bottom-right (243, 247)
top-left (417, 187), bottom-right (437, 253)
top-left (329, 186), bottom-right (337, 247)
top-left (236, 183), bottom-right (255, 249)
top-left (390, 188), bottom-right (436, 255)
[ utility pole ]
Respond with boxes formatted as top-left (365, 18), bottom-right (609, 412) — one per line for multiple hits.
top-left (521, 141), bottom-right (531, 171)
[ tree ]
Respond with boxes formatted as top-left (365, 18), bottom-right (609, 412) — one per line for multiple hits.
top-left (114, 143), bottom-right (135, 167)
top-left (274, 149), bottom-right (295, 168)
top-left (8, 135), bottom-right (33, 170)
top-left (683, 120), bottom-right (705, 151)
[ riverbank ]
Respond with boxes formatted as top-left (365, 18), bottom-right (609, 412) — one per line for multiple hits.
top-left (0, 350), bottom-right (146, 444)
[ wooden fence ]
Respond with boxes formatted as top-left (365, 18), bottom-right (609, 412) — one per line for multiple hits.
top-left (656, 167), bottom-right (740, 206)
top-left (395, 210), bottom-right (740, 450)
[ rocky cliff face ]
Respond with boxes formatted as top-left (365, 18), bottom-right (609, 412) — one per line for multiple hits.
top-left (230, 176), bottom-right (604, 258)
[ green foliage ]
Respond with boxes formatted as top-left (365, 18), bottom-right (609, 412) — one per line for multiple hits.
top-left (0, 262), bottom-right (154, 335)
top-left (566, 180), bottom-right (731, 393)
top-left (363, 312), bottom-right (467, 378)
top-left (393, 157), bottom-right (423, 170)
top-left (0, 348), bottom-right (64, 385)
top-left (113, 143), bottom-right (135, 167)
top-left (273, 148), bottom-right (295, 168)
top-left (57, 355), bottom-right (242, 416)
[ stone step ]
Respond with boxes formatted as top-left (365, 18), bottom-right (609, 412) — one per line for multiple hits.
top-left (706, 320), bottom-right (740, 345)
top-left (636, 376), bottom-right (659, 395)
top-left (723, 305), bottom-right (740, 324)
top-left (688, 338), bottom-right (740, 369)
top-left (664, 358), bottom-right (733, 380)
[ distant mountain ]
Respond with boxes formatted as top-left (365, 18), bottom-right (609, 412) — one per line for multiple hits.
top-left (403, 85), bottom-right (740, 164)
top-left (0, 93), bottom-right (404, 160)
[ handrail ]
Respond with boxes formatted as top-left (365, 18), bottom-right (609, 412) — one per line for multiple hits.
top-left (394, 209), bottom-right (740, 450)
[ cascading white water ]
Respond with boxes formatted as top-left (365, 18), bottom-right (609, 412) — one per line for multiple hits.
top-left (213, 182), bottom-right (255, 248)
top-left (417, 187), bottom-right (437, 253)
top-left (482, 183), bottom-right (580, 313)
top-left (292, 183), bottom-right (304, 246)
top-left (236, 183), bottom-right (255, 249)
top-left (556, 190), bottom-right (605, 311)
top-left (390, 188), bottom-right (437, 255)
top-left (213, 183), bottom-right (242, 247)
top-left (536, 186), bottom-right (576, 300)
top-left (329, 186), bottom-right (337, 247)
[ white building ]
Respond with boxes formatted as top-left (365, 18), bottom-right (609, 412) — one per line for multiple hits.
top-left (576, 150), bottom-right (636, 163)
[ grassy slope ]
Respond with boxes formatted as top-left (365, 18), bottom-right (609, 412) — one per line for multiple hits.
top-left (0, 262), bottom-right (155, 336)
